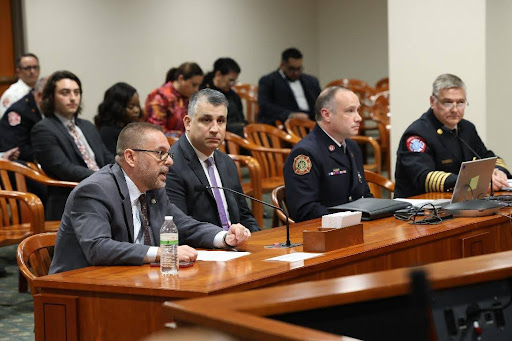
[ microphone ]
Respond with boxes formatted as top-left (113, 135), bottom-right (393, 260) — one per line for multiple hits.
top-left (194, 184), bottom-right (301, 248)
top-left (448, 129), bottom-right (495, 196)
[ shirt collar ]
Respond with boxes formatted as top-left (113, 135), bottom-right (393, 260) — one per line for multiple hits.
top-left (122, 168), bottom-right (144, 206)
top-left (185, 133), bottom-right (214, 163)
top-left (55, 113), bottom-right (75, 126)
top-left (318, 125), bottom-right (344, 148)
top-left (279, 69), bottom-right (299, 84)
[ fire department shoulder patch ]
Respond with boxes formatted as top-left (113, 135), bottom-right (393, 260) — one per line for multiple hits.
top-left (8, 112), bottom-right (21, 126)
top-left (293, 154), bottom-right (312, 175)
top-left (406, 136), bottom-right (427, 153)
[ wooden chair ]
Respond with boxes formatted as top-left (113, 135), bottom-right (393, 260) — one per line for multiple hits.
top-left (375, 77), bottom-right (389, 92)
top-left (227, 154), bottom-right (264, 228)
top-left (0, 189), bottom-right (46, 292)
top-left (364, 170), bottom-right (394, 199)
top-left (233, 83), bottom-right (259, 123)
top-left (369, 90), bottom-right (391, 172)
top-left (244, 123), bottom-right (300, 148)
top-left (351, 136), bottom-right (382, 174)
top-left (166, 135), bottom-right (179, 146)
top-left (0, 159), bottom-right (79, 230)
top-left (17, 232), bottom-right (56, 295)
top-left (284, 117), bottom-right (316, 140)
top-left (224, 131), bottom-right (291, 193)
top-left (271, 185), bottom-right (295, 227)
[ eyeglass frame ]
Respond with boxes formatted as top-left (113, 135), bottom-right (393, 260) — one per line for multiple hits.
top-left (433, 94), bottom-right (469, 109)
top-left (131, 148), bottom-right (174, 161)
top-left (19, 65), bottom-right (40, 72)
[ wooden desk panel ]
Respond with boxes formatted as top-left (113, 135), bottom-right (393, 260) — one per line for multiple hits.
top-left (34, 203), bottom-right (512, 340)
top-left (164, 250), bottom-right (512, 340)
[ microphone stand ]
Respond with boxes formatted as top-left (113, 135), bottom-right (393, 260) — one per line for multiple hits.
top-left (197, 185), bottom-right (302, 248)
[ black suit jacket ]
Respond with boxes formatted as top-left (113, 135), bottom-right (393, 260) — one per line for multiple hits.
top-left (257, 70), bottom-right (321, 125)
top-left (166, 135), bottom-right (260, 232)
top-left (31, 115), bottom-right (114, 220)
top-left (0, 92), bottom-right (42, 162)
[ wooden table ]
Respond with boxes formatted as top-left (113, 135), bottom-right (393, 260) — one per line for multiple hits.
top-left (33, 199), bottom-right (512, 340)
top-left (164, 249), bottom-right (512, 340)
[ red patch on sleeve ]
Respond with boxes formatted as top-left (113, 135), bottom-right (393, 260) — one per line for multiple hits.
top-left (406, 136), bottom-right (427, 152)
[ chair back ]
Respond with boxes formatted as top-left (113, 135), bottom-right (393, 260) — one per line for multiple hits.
top-left (271, 185), bottom-right (295, 227)
top-left (284, 118), bottom-right (316, 140)
top-left (0, 159), bottom-right (78, 223)
top-left (375, 77), bottom-right (389, 92)
top-left (17, 232), bottom-right (57, 295)
top-left (244, 123), bottom-right (298, 179)
top-left (351, 136), bottom-right (382, 174)
top-left (224, 131), bottom-right (291, 193)
top-left (364, 170), bottom-right (395, 198)
top-left (233, 83), bottom-right (259, 123)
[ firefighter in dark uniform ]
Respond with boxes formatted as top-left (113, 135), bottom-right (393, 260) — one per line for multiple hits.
top-left (284, 86), bottom-right (372, 222)
top-left (0, 77), bottom-right (46, 162)
top-left (395, 73), bottom-right (510, 198)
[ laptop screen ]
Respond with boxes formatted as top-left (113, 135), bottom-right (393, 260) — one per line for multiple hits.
top-left (451, 156), bottom-right (497, 203)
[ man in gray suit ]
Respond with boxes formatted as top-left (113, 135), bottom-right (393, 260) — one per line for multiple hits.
top-left (49, 122), bottom-right (251, 274)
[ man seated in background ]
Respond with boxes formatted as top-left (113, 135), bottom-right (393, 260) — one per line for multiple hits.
top-left (258, 47), bottom-right (321, 125)
top-left (0, 53), bottom-right (40, 117)
top-left (0, 77), bottom-right (47, 162)
top-left (166, 88), bottom-right (260, 233)
top-left (394, 73), bottom-right (510, 198)
top-left (200, 57), bottom-right (247, 137)
top-left (284, 86), bottom-right (372, 222)
top-left (31, 70), bottom-right (114, 220)
top-left (49, 122), bottom-right (251, 274)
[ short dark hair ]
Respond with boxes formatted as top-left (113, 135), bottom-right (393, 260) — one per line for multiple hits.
top-left (281, 48), bottom-right (303, 62)
top-left (116, 122), bottom-right (163, 157)
top-left (188, 88), bottom-right (228, 118)
top-left (213, 57), bottom-right (241, 75)
top-left (165, 62), bottom-right (203, 84)
top-left (315, 86), bottom-right (344, 121)
top-left (15, 53), bottom-right (39, 69)
top-left (40, 70), bottom-right (82, 118)
top-left (94, 82), bottom-right (139, 129)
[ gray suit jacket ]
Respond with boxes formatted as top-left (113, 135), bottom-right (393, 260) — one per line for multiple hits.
top-left (49, 163), bottom-right (222, 274)
top-left (166, 136), bottom-right (260, 232)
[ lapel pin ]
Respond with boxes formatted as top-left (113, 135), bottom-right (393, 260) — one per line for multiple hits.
top-left (328, 145), bottom-right (335, 152)
top-left (151, 198), bottom-right (156, 204)
top-left (437, 128), bottom-right (443, 135)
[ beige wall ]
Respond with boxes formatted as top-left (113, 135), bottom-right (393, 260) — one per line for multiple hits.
top-left (388, 0), bottom-right (486, 178)
top-left (23, 0), bottom-right (388, 121)
top-left (487, 0), bottom-right (512, 166)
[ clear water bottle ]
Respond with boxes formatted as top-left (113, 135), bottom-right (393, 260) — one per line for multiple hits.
top-left (160, 216), bottom-right (178, 276)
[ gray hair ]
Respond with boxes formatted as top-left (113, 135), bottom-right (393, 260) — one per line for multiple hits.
top-left (314, 86), bottom-right (350, 121)
top-left (187, 88), bottom-right (228, 118)
top-left (432, 73), bottom-right (466, 97)
top-left (115, 122), bottom-right (163, 159)
top-left (34, 77), bottom-right (47, 94)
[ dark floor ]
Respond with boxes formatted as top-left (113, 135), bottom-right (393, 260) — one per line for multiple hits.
top-left (0, 244), bottom-right (34, 341)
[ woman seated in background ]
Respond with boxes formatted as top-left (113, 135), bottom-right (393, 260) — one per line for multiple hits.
top-left (200, 57), bottom-right (247, 137)
top-left (94, 82), bottom-right (142, 155)
top-left (144, 62), bottom-right (203, 135)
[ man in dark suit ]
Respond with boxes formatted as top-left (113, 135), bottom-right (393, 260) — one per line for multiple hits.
top-left (257, 47), bottom-right (321, 125)
top-left (50, 122), bottom-right (251, 274)
top-left (166, 88), bottom-right (260, 232)
top-left (31, 70), bottom-right (114, 220)
top-left (284, 86), bottom-right (372, 222)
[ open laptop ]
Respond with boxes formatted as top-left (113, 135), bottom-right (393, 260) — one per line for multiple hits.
top-left (450, 156), bottom-right (497, 203)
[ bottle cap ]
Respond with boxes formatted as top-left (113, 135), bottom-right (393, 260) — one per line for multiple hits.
top-left (164, 216), bottom-right (173, 221)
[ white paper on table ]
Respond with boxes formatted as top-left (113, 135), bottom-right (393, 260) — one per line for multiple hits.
top-left (196, 250), bottom-right (250, 261)
top-left (265, 252), bottom-right (322, 262)
top-left (394, 198), bottom-right (449, 208)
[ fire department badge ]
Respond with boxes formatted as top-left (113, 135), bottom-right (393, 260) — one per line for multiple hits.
top-left (406, 136), bottom-right (426, 153)
top-left (8, 112), bottom-right (21, 126)
top-left (328, 145), bottom-right (335, 151)
top-left (293, 154), bottom-right (312, 175)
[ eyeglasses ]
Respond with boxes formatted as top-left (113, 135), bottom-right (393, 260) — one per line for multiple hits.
top-left (286, 65), bottom-right (303, 73)
top-left (433, 95), bottom-right (468, 109)
top-left (19, 65), bottom-right (40, 71)
top-left (132, 149), bottom-right (174, 161)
